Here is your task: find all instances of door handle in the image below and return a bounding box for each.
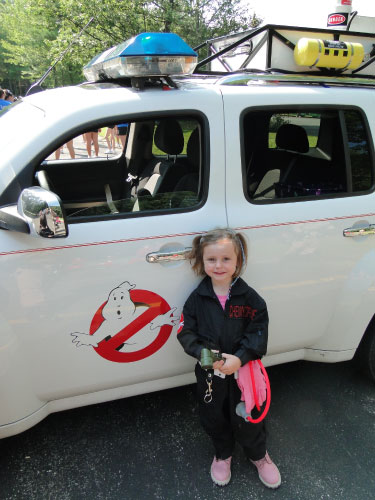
[146,247,192,263]
[343,224,375,237]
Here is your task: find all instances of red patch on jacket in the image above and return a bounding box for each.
[229,305,257,320]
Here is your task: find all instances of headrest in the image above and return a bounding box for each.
[187,127,200,171]
[276,124,309,153]
[154,119,184,155]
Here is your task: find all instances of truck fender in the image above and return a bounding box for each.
[0,313,45,429]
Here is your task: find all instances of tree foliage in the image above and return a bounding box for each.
[0,0,262,94]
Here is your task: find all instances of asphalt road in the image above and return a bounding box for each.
[1,359,375,500]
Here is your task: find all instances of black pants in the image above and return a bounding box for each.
[195,363,267,461]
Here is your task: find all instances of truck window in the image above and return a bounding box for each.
[268,113,319,149]
[243,108,374,202]
[35,116,204,221]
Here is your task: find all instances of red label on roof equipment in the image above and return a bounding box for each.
[328,14,346,25]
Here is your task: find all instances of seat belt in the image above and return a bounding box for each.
[104,184,119,214]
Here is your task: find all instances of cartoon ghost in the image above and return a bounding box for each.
[71,281,178,352]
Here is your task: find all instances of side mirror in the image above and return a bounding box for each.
[17,187,68,238]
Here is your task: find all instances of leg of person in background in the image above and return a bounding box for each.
[117,124,128,149]
[66,140,75,159]
[105,128,111,152]
[85,132,93,157]
[110,128,116,151]
[93,131,100,156]
[105,128,113,153]
[55,148,61,160]
[115,126,121,148]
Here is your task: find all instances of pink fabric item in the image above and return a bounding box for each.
[237,361,267,414]
[216,294,227,310]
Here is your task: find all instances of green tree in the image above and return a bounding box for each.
[143,0,261,48]
[0,0,63,92]
[0,0,262,93]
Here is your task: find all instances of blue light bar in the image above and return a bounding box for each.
[83,32,198,81]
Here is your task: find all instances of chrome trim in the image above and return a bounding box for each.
[343,224,375,237]
[17,187,68,238]
[146,248,191,263]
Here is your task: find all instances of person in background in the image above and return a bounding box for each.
[85,129,100,157]
[55,140,76,160]
[105,126,116,154]
[4,89,15,103]
[0,89,11,110]
[116,123,128,148]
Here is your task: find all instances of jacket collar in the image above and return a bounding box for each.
[196,275,249,298]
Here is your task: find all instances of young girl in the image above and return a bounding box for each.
[178,228,281,489]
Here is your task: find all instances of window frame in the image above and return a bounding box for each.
[240,104,375,205]
[35,110,210,224]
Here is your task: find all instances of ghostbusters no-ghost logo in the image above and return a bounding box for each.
[70,281,179,363]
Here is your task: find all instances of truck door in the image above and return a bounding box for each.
[0,88,227,427]
[222,85,375,361]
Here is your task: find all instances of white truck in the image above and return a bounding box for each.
[1,23,375,438]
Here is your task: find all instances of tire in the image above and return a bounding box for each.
[355,316,375,382]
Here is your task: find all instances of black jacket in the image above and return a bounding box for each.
[178,276,268,366]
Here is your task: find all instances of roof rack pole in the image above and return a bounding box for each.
[193,41,207,52]
[195,24,268,70]
[266,28,274,70]
[266,29,297,73]
[272,30,296,51]
[346,10,358,30]
[208,43,232,72]
[196,24,375,76]
[352,53,375,74]
[239,33,267,69]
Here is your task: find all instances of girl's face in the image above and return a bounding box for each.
[203,238,238,287]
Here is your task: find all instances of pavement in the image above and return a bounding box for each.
[1,359,375,499]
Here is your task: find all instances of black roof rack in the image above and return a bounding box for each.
[193,24,375,83]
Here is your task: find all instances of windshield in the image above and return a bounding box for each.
[0,100,45,151]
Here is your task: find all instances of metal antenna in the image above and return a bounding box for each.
[26,17,94,96]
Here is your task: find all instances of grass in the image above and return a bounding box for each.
[269,132,318,149]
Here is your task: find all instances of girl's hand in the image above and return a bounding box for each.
[213,359,225,371]
[218,354,241,375]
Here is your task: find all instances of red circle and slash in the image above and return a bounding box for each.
[89,289,173,363]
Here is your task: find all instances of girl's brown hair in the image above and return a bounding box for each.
[189,228,248,278]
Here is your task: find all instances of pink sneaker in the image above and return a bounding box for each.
[210,456,232,486]
[251,452,281,489]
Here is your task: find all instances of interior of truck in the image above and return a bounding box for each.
[34,116,204,221]
[243,107,373,203]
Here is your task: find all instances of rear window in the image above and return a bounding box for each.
[243,107,374,202]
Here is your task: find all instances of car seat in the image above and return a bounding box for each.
[135,118,185,198]
[170,127,201,208]
[252,123,309,199]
